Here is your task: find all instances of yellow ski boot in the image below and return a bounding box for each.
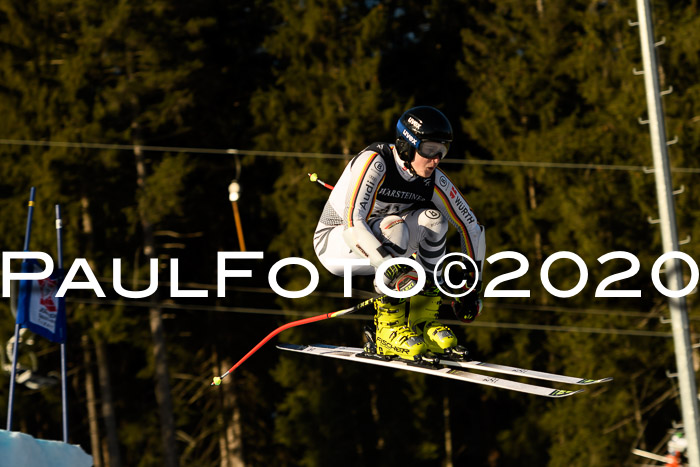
[408,284,468,359]
[373,297,426,361]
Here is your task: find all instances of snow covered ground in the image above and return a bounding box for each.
[0,430,92,467]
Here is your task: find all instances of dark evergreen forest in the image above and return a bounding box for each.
[1,1,699,465]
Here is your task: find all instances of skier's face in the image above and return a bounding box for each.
[412,151,441,178]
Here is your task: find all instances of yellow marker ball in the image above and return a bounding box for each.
[309,173,318,182]
[213,377,222,386]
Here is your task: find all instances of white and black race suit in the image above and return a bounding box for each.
[313,142,483,279]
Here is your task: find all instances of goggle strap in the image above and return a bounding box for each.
[396,120,421,149]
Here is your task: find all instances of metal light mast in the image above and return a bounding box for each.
[634,0,700,464]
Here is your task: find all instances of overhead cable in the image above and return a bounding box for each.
[2,138,699,173]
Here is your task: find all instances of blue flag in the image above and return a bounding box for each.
[16,259,66,344]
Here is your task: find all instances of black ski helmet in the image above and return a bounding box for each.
[395,106,453,163]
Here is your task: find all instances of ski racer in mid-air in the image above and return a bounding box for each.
[313,106,486,361]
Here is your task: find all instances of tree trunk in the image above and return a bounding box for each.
[527,169,543,265]
[149,305,178,467]
[133,139,179,467]
[218,419,228,467]
[80,193,116,467]
[82,335,102,467]
[217,360,244,467]
[443,388,453,467]
[368,383,384,451]
[94,337,121,467]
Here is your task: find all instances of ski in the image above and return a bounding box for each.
[439,356,613,386]
[277,343,585,398]
[283,344,612,386]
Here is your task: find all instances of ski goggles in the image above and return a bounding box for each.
[416,141,450,159]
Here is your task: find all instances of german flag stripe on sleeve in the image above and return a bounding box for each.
[347,153,382,227]
[434,183,475,259]
[366,173,385,222]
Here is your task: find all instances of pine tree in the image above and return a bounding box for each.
[0,1,231,465]
[456,1,692,464]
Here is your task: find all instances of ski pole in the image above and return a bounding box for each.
[211,296,379,386]
[308,173,334,190]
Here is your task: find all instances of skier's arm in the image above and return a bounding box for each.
[431,169,484,272]
[342,151,391,268]
[432,170,486,322]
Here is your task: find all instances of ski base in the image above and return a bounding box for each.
[277,343,591,398]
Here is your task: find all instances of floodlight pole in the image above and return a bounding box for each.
[635,0,700,465]
[228,180,246,251]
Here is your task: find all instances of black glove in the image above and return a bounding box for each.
[450,293,483,323]
[440,282,483,323]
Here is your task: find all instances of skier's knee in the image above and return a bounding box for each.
[418,209,448,240]
[372,215,409,256]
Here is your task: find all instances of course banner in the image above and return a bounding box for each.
[16,259,66,344]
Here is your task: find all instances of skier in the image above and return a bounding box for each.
[313,106,485,361]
